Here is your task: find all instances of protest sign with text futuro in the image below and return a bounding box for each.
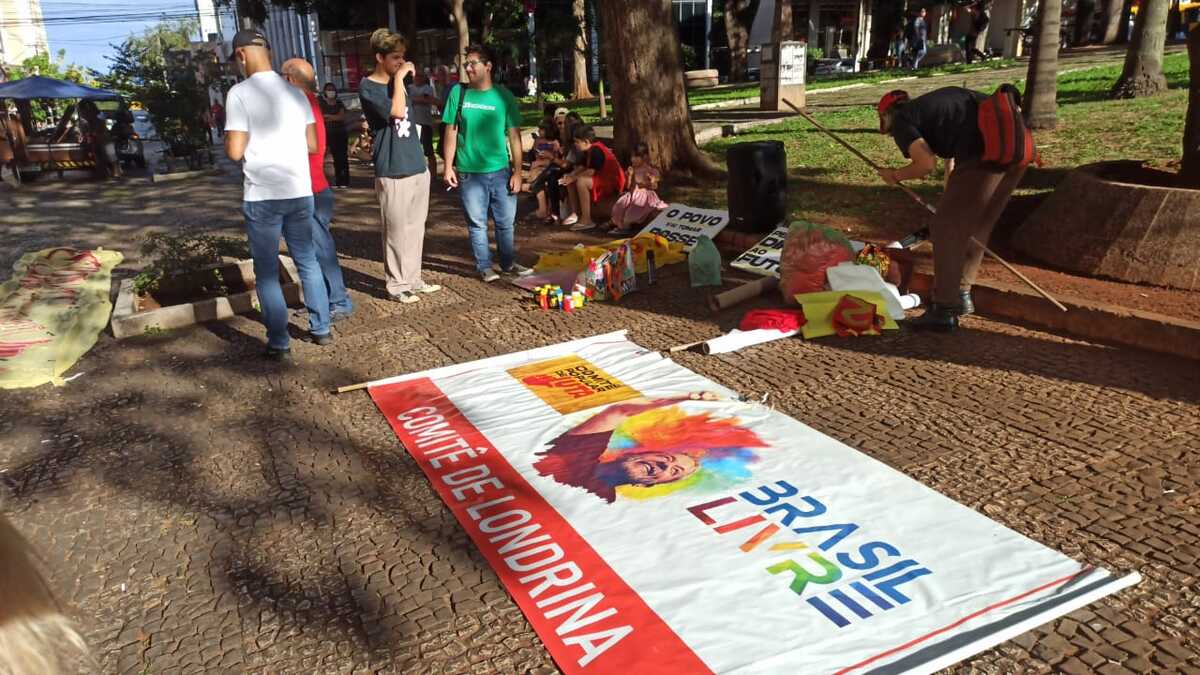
[636,204,730,252]
[730,224,789,277]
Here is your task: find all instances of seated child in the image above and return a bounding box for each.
[607,142,668,235]
[559,125,625,231]
[526,120,562,221]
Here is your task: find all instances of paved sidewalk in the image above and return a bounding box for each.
[1,110,1198,673]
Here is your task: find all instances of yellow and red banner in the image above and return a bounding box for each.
[367,332,1139,674]
[0,247,123,389]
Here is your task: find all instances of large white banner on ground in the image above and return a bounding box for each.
[636,204,730,252]
[730,224,789,277]
[367,332,1139,675]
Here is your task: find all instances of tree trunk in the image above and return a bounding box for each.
[1099,0,1125,43]
[482,10,494,45]
[598,0,719,176]
[573,0,594,99]
[772,0,793,42]
[725,0,755,82]
[447,0,469,80]
[1024,0,1062,129]
[1182,25,1200,186]
[398,0,417,39]
[1111,0,1169,98]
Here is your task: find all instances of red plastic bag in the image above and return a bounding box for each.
[779,221,855,305]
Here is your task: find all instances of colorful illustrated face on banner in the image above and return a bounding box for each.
[508,356,642,415]
[534,400,769,504]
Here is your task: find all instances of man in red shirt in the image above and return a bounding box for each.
[282,59,353,322]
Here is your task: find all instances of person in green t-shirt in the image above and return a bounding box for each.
[441,44,534,282]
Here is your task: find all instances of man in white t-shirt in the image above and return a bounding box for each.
[407,68,438,176]
[224,29,331,361]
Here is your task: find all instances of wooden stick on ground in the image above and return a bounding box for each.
[782,98,1068,313]
[335,382,371,394]
[667,339,710,353]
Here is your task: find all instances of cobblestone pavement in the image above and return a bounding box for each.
[2,119,1199,675]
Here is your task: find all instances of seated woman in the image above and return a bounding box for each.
[559,125,625,231]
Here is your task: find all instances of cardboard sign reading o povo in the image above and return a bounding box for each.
[730,224,789,278]
[635,204,730,253]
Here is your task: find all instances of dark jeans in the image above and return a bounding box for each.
[328,132,350,187]
[532,165,564,218]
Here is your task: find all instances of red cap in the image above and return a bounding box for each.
[877,90,909,116]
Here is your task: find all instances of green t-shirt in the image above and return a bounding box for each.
[441,84,521,174]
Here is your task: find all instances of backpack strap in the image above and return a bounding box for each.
[454,83,468,129]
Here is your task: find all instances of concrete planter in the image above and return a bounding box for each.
[1012,161,1200,291]
[111,256,301,339]
[685,69,720,89]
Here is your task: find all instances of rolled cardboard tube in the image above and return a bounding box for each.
[709,276,780,313]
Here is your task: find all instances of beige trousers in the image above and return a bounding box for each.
[930,161,1026,306]
[375,171,431,295]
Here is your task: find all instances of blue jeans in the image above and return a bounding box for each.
[243,196,330,349]
[910,42,927,69]
[459,168,517,272]
[312,188,353,315]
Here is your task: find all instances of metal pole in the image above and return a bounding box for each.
[705,0,713,70]
[528,10,538,95]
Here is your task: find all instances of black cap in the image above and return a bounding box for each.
[231,29,270,52]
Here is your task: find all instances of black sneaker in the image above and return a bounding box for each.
[311,332,334,346]
[263,347,293,362]
[959,289,975,316]
[910,304,960,333]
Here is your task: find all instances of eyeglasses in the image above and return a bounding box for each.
[464,59,487,67]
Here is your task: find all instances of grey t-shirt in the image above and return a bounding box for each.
[358,78,428,179]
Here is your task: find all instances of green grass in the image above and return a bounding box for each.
[518,58,1021,126]
[666,52,1190,245]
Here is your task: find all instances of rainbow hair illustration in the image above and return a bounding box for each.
[599,405,769,500]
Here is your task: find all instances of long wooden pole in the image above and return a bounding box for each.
[783,98,1068,313]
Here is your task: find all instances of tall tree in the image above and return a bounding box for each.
[573,0,594,99]
[1023,0,1063,129]
[597,0,717,175]
[1098,0,1128,43]
[1111,0,1169,98]
[772,0,793,42]
[448,0,470,79]
[1182,24,1200,187]
[725,0,757,82]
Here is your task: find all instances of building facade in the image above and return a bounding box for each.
[0,0,48,67]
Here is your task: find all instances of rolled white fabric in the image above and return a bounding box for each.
[900,293,922,310]
[702,328,799,355]
[826,262,907,320]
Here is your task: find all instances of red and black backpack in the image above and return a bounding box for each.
[977,84,1040,168]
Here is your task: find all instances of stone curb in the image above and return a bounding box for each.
[111,256,301,339]
[151,168,223,184]
[909,273,1198,361]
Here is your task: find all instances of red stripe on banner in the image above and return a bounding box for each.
[370,378,711,675]
[835,569,1088,674]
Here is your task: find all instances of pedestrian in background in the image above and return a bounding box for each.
[224,29,331,359]
[283,58,354,325]
[320,82,351,188]
[441,44,534,282]
[407,67,439,177]
[359,29,441,303]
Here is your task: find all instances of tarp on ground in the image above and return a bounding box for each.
[0,247,123,388]
[366,331,1140,674]
[0,75,121,101]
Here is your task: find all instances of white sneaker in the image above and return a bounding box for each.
[389,291,420,304]
[480,270,501,283]
[415,284,442,294]
[501,263,535,277]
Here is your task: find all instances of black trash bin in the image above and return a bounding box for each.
[726,141,787,233]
